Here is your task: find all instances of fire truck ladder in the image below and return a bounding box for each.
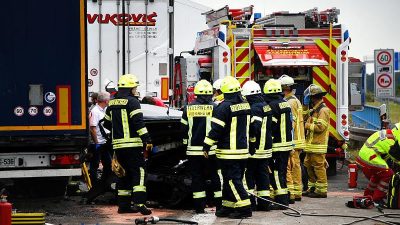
[232,33,252,84]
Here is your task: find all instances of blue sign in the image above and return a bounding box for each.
[395,52,399,71]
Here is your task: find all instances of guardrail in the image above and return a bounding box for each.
[350,105,381,130]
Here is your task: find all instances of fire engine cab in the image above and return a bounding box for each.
[173,6,364,175]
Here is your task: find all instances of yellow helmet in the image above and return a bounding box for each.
[220,76,241,94]
[263,79,282,94]
[194,80,213,95]
[392,122,400,140]
[118,74,139,88]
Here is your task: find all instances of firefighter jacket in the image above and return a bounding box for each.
[357,129,400,169]
[103,90,151,149]
[246,94,273,159]
[181,96,216,156]
[304,99,329,154]
[203,92,251,160]
[264,94,293,152]
[284,93,305,149]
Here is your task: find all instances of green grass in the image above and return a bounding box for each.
[366,100,400,123]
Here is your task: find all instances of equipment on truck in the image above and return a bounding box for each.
[174,5,364,175]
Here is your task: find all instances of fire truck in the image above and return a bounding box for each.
[174,6,364,175]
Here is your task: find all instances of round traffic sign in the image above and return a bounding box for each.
[377,51,392,65]
[90,68,98,76]
[43,106,53,116]
[28,106,39,116]
[14,106,24,116]
[377,74,392,88]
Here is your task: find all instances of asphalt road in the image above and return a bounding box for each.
[10,163,400,225]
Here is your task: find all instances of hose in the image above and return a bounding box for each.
[248,191,400,225]
[135,216,198,225]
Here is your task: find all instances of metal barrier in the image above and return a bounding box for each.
[350,105,381,130]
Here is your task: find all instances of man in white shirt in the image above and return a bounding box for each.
[89,92,111,184]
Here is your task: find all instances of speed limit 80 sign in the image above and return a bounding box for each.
[375,49,395,97]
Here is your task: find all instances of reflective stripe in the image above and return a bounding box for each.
[304,143,327,153]
[187,146,216,151]
[137,127,148,136]
[188,117,193,148]
[308,181,315,188]
[139,167,145,186]
[257,190,270,197]
[206,116,212,136]
[310,123,315,132]
[218,169,223,191]
[229,180,242,202]
[222,200,235,208]
[235,199,251,208]
[274,171,282,190]
[281,114,286,143]
[104,114,111,121]
[216,149,248,160]
[118,189,132,196]
[230,117,237,150]
[250,137,256,142]
[193,191,206,199]
[133,185,146,192]
[214,191,222,198]
[272,117,278,123]
[246,115,250,147]
[275,188,288,195]
[315,182,327,193]
[204,137,216,146]
[250,150,272,159]
[211,117,226,127]
[121,109,130,138]
[251,116,262,123]
[113,143,143,149]
[183,139,188,145]
[258,117,267,150]
[112,137,142,144]
[180,118,188,125]
[130,109,142,118]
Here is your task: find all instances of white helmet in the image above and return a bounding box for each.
[278,74,295,87]
[213,78,223,90]
[241,81,261,96]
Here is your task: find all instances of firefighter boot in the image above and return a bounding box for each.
[136,204,152,215]
[269,194,289,210]
[308,192,327,198]
[228,206,252,219]
[302,187,315,197]
[256,197,271,211]
[215,207,234,218]
[118,196,137,214]
[250,195,257,211]
[288,191,296,204]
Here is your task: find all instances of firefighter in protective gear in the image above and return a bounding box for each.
[212,78,224,104]
[302,84,329,198]
[181,80,222,214]
[263,79,293,209]
[103,74,152,215]
[203,76,252,219]
[279,75,305,202]
[356,123,400,202]
[242,81,273,211]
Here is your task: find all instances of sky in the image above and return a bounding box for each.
[194,0,400,63]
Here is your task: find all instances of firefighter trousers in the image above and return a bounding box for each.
[270,151,290,205]
[287,149,302,199]
[361,166,393,202]
[244,158,270,208]
[220,159,251,210]
[115,148,147,209]
[304,153,327,194]
[189,155,222,210]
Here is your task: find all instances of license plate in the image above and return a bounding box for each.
[0,157,16,167]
